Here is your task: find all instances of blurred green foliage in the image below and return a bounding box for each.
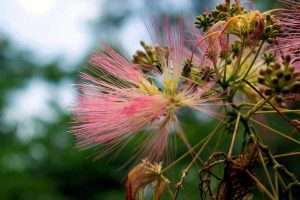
[0,36,124,199]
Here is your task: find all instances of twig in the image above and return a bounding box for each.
[246,97,273,118]
[251,119,300,145]
[244,80,300,132]
[258,150,278,199]
[228,113,241,158]
[274,152,300,159]
[175,120,203,165]
[239,40,265,81]
[255,110,300,114]
[246,170,275,200]
[173,123,221,199]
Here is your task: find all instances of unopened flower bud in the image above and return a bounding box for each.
[284,74,292,81]
[270,63,281,70]
[271,77,279,85]
[265,89,273,96]
[276,71,284,79]
[226,58,232,65]
[259,69,266,76]
[258,77,265,84]
[294,72,300,78]
[289,66,295,73]
[284,55,292,64]
[266,68,272,75]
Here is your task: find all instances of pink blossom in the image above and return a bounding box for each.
[89,46,144,84]
[74,91,168,145]
[72,20,219,161]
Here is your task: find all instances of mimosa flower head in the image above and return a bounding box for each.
[73,20,219,162]
[73,44,168,160]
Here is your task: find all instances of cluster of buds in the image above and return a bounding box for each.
[182,60,215,83]
[261,14,280,44]
[133,41,216,85]
[259,55,300,106]
[195,2,244,32]
[132,41,162,72]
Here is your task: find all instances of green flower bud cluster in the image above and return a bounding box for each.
[182,59,193,77]
[195,3,245,32]
[182,59,215,83]
[195,13,214,32]
[261,15,281,44]
[133,41,161,71]
[263,53,275,65]
[258,55,300,105]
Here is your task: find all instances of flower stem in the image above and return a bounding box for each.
[246,96,273,118]
[274,152,300,159]
[251,119,300,145]
[246,170,275,200]
[258,150,278,199]
[162,123,223,173]
[244,80,300,132]
[255,110,300,114]
[173,122,221,199]
[227,112,241,158]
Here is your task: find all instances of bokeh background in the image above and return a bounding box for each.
[0,0,294,199]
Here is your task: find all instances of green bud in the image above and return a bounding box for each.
[266,14,272,22]
[263,53,275,65]
[226,59,232,65]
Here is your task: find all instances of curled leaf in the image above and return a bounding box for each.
[126,159,169,200]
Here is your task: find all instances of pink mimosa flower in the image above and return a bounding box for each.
[89,46,144,84]
[74,88,168,147]
[72,20,219,162]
